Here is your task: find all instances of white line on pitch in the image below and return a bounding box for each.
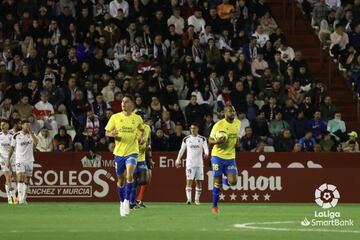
[233,221,360,234]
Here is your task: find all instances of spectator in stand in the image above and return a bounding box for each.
[53,126,73,152]
[340,131,360,152]
[299,129,317,152]
[200,113,215,138]
[260,12,278,35]
[240,127,258,152]
[92,93,110,121]
[155,110,176,137]
[185,95,204,127]
[274,128,296,152]
[308,111,327,140]
[109,0,129,18]
[252,25,270,48]
[319,95,336,121]
[13,94,40,132]
[243,94,258,122]
[109,91,123,113]
[291,110,308,139]
[312,0,329,28]
[293,143,302,152]
[262,96,281,122]
[339,140,359,152]
[101,79,121,103]
[282,99,298,123]
[36,126,53,152]
[187,9,205,33]
[251,51,268,78]
[70,89,91,131]
[34,92,57,131]
[277,41,295,63]
[268,112,290,137]
[152,128,169,151]
[167,7,185,35]
[325,0,341,9]
[320,131,336,152]
[169,123,186,151]
[349,23,360,53]
[299,95,316,119]
[217,0,235,21]
[238,111,250,137]
[330,24,349,60]
[216,85,232,111]
[250,110,270,141]
[81,149,102,167]
[327,112,347,141]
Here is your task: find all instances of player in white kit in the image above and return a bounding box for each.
[175,123,209,205]
[7,120,38,204]
[9,119,22,202]
[0,119,16,204]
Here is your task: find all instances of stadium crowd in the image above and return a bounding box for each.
[0,0,359,153]
[299,0,360,97]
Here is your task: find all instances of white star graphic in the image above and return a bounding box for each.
[219,193,226,201]
[264,194,271,201]
[252,193,259,201]
[240,193,248,201]
[230,193,237,201]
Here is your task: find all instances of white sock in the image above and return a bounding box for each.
[11,182,17,199]
[5,184,11,201]
[185,187,192,202]
[23,184,28,201]
[195,188,202,202]
[17,183,24,202]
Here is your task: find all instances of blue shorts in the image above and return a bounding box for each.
[135,161,148,173]
[211,156,238,177]
[114,154,138,176]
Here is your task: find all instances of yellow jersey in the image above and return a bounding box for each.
[210,118,241,160]
[138,124,151,162]
[105,112,144,157]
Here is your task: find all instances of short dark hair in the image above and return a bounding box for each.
[0,119,9,124]
[190,122,199,128]
[123,94,134,101]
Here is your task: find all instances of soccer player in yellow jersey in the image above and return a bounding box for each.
[105,95,145,217]
[208,106,241,214]
[129,111,152,209]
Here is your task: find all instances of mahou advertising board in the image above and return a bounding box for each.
[1,152,360,203]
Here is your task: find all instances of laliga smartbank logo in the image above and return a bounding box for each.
[300,183,354,227]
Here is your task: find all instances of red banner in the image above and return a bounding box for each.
[1,152,360,203]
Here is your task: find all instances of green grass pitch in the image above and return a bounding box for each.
[0,203,359,240]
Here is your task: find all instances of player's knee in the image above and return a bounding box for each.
[117,179,124,187]
[126,175,134,183]
[214,182,222,189]
[228,179,237,186]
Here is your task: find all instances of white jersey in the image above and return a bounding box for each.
[0,131,13,161]
[177,134,209,168]
[11,131,35,163]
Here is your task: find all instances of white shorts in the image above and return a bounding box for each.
[15,162,34,176]
[186,167,204,180]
